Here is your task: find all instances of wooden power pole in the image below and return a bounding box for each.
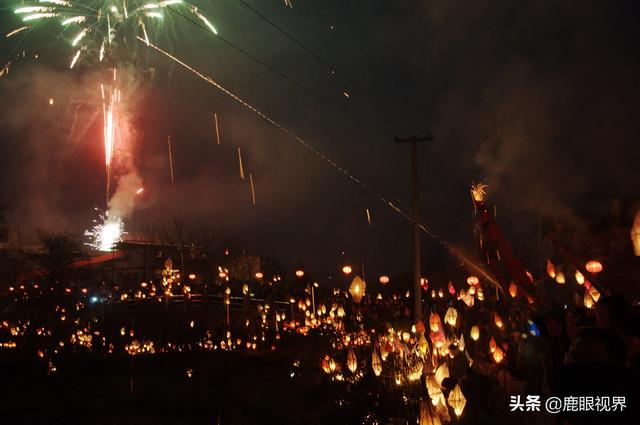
[395,135,433,323]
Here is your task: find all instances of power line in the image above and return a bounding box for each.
[236,0,415,130]
[167,6,393,137]
[139,37,503,294]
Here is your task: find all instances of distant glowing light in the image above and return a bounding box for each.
[585,260,603,274]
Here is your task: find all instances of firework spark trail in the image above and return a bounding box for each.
[167,134,175,183]
[366,208,371,228]
[213,112,220,144]
[101,68,120,203]
[237,146,245,180]
[140,38,506,293]
[249,172,256,205]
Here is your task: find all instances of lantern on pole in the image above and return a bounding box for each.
[447,384,467,417]
[349,275,366,303]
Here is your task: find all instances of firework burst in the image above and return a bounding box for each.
[85,209,125,251]
[10,0,218,68]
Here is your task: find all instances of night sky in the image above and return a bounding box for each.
[0,0,638,283]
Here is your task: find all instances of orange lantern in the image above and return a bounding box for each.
[585,260,603,274]
[575,270,585,285]
[555,271,566,284]
[379,275,390,285]
[429,312,441,332]
[342,265,353,275]
[420,399,442,425]
[494,312,504,329]
[255,272,264,279]
[508,282,517,298]
[347,348,357,373]
[546,260,556,279]
[466,276,479,286]
[489,336,497,353]
[371,350,382,376]
[349,276,366,303]
[295,269,305,278]
[493,346,504,363]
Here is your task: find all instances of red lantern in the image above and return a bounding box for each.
[421,277,429,291]
[448,281,456,295]
[585,260,603,274]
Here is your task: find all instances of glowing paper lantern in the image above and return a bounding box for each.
[371,350,382,376]
[494,312,503,329]
[589,286,601,302]
[466,276,479,286]
[508,282,517,298]
[447,384,467,417]
[448,281,456,295]
[415,320,426,334]
[585,260,603,274]
[402,332,411,343]
[426,375,444,406]
[493,346,504,363]
[546,260,556,278]
[418,334,429,356]
[470,325,480,341]
[295,269,305,278]
[584,291,594,309]
[379,275,390,285]
[420,400,442,425]
[421,277,429,291]
[435,363,449,385]
[575,270,585,285]
[632,211,640,256]
[429,312,441,332]
[347,348,357,373]
[444,307,458,327]
[349,276,366,303]
[555,271,566,284]
[320,356,331,373]
[255,272,264,279]
[458,334,466,351]
[489,336,497,353]
[329,358,337,373]
[342,265,353,275]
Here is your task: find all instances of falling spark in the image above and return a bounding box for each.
[191,6,217,34]
[213,112,221,144]
[167,135,175,183]
[249,173,256,205]
[343,91,350,98]
[136,187,144,195]
[366,208,372,228]
[237,146,245,180]
[284,0,293,8]
[85,210,124,251]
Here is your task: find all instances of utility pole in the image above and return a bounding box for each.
[395,135,433,323]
